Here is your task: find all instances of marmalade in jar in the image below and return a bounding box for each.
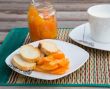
[28,2,57,41]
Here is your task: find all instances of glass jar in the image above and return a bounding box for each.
[28,0,57,41]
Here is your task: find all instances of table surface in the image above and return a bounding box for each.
[0,0,110,89]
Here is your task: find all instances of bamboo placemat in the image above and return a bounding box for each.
[7,28,110,86]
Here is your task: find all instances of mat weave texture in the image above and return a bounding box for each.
[8,28,110,85]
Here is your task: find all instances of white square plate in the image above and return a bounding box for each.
[5,39,89,80]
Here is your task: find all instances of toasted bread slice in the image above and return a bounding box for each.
[12,54,36,71]
[38,41,59,55]
[19,45,41,63]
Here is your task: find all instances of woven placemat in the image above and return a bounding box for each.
[7,28,110,85]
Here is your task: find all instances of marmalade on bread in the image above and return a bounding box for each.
[11,41,69,75]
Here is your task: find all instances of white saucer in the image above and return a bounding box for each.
[69,23,110,51]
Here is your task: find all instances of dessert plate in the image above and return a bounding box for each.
[5,39,89,80]
[69,23,110,51]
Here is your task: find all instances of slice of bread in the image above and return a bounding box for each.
[38,41,59,55]
[12,54,36,71]
[19,45,41,63]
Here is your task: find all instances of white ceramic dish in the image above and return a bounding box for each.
[69,23,110,51]
[5,39,89,80]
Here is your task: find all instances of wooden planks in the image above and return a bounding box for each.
[0,3,109,12]
[0,20,86,43]
[54,3,100,11]
[0,21,27,31]
[0,32,8,44]
[0,0,110,3]
[0,21,86,31]
[57,12,87,21]
[52,0,110,3]
[0,12,26,21]
[58,21,86,28]
[0,11,87,21]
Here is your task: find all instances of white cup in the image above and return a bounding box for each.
[87,4,110,43]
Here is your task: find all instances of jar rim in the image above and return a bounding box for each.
[32,2,53,10]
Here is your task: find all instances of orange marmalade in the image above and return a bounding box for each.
[28,2,57,41]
